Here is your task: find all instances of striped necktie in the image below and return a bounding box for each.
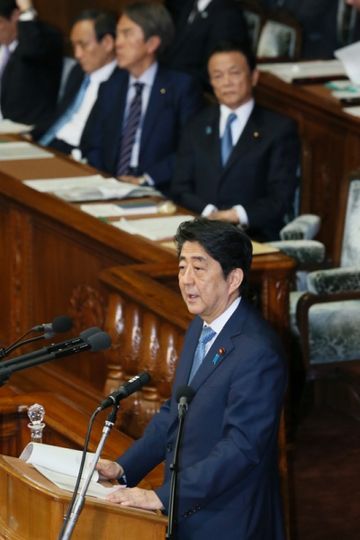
[117,82,144,176]
[189,325,216,382]
[39,75,91,146]
[221,112,237,166]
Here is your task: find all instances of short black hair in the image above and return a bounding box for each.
[73,9,117,41]
[0,0,17,19]
[123,2,174,56]
[207,40,257,72]
[175,218,253,289]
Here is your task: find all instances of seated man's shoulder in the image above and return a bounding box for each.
[254,105,298,132]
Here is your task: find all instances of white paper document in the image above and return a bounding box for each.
[20,442,120,499]
[0,119,33,134]
[113,215,194,241]
[0,141,53,160]
[80,201,159,217]
[24,175,160,202]
[259,59,346,83]
[335,41,360,84]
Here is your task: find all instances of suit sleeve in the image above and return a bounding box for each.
[16,19,63,64]
[116,399,171,485]
[171,121,210,213]
[244,118,300,233]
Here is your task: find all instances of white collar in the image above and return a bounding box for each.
[129,62,158,87]
[89,59,117,83]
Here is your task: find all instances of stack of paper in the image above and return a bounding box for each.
[0,141,53,160]
[24,175,161,202]
[113,215,194,241]
[20,442,119,499]
[259,59,346,83]
[0,119,33,134]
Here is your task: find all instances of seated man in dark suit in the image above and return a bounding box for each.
[32,9,117,156]
[163,0,249,91]
[171,42,300,242]
[0,0,63,124]
[84,2,203,195]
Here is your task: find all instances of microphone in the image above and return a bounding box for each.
[0,327,103,369]
[176,385,195,418]
[31,315,73,338]
[98,372,151,410]
[0,331,112,385]
[0,315,74,358]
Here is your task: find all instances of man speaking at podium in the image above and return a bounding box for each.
[98,218,287,540]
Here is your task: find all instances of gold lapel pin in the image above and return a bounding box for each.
[253,131,260,138]
[160,88,166,94]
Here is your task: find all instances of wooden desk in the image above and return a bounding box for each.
[256,71,360,265]
[0,455,167,540]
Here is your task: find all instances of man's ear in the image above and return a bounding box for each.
[228,268,244,294]
[251,68,260,88]
[146,35,161,55]
[101,33,115,53]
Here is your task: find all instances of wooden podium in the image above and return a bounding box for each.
[0,455,167,540]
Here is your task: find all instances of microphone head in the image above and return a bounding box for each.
[175,385,195,404]
[80,326,103,340]
[87,331,112,352]
[51,315,73,334]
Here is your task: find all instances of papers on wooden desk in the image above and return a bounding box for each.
[24,175,161,201]
[259,59,346,83]
[20,442,119,499]
[0,141,53,160]
[81,200,159,218]
[0,119,33,134]
[113,214,194,241]
[335,41,360,84]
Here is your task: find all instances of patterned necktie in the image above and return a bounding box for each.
[221,112,237,166]
[117,82,144,176]
[188,326,216,382]
[39,75,91,146]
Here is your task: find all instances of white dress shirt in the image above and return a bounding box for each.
[56,60,116,146]
[202,99,255,227]
[201,297,241,354]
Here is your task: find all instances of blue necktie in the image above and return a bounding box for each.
[39,75,91,146]
[221,112,237,166]
[188,326,216,382]
[117,82,144,176]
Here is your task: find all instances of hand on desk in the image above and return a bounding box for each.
[106,486,164,511]
[208,208,239,224]
[96,458,123,481]
[118,175,145,186]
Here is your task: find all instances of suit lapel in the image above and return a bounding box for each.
[203,106,223,175]
[188,301,248,392]
[107,70,129,170]
[139,67,169,152]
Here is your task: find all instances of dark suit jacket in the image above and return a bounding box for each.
[171,104,300,241]
[163,0,249,88]
[1,19,63,124]
[32,63,85,142]
[84,66,203,192]
[118,300,287,540]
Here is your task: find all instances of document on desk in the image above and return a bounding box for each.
[24,175,161,201]
[259,59,346,83]
[0,119,33,134]
[113,215,194,241]
[335,41,360,84]
[0,141,53,160]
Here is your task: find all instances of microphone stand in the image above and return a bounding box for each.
[166,403,188,540]
[59,404,119,540]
